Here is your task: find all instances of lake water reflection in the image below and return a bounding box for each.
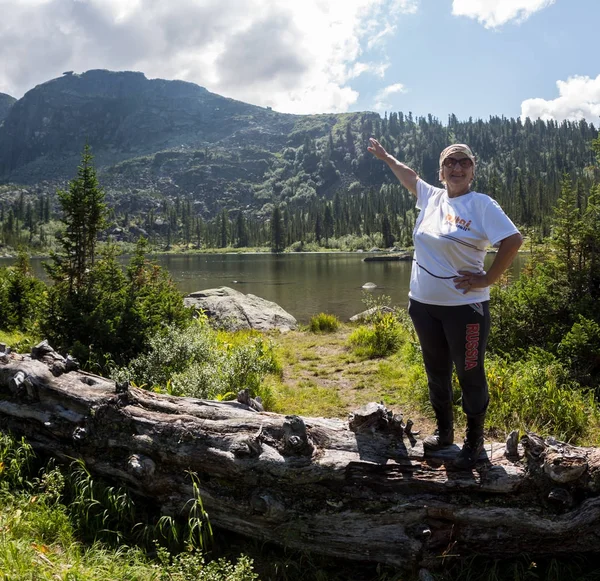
[160,252,417,323]
[1,252,528,324]
[164,253,527,323]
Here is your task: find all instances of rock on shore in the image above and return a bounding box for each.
[184,286,297,332]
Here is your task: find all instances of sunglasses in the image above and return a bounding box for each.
[442,157,473,169]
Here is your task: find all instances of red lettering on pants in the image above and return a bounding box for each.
[465,323,480,371]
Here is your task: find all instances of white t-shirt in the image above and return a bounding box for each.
[409,179,519,306]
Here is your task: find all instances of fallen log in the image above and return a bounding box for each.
[2,343,600,571]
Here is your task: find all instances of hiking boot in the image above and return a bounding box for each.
[452,414,485,470]
[452,437,484,470]
[423,428,454,451]
[423,403,454,452]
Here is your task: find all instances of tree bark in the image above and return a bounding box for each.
[2,346,600,571]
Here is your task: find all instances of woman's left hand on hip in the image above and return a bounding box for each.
[453,271,489,294]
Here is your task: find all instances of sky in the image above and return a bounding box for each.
[0,0,599,125]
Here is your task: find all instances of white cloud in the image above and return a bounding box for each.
[373,82,407,112]
[379,83,407,98]
[452,0,555,28]
[390,0,419,16]
[521,75,600,123]
[0,0,419,114]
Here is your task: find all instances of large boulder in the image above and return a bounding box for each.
[184,287,297,332]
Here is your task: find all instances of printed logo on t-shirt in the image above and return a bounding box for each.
[445,213,472,232]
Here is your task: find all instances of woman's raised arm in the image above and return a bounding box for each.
[367,137,418,196]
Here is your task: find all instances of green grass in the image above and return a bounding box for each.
[0,433,258,581]
[308,312,340,334]
[0,329,41,354]
[443,553,600,581]
[266,323,433,433]
[268,378,345,417]
[485,352,600,443]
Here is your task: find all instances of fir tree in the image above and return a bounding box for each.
[270,206,285,253]
[381,213,394,248]
[219,209,229,248]
[235,211,249,248]
[47,144,106,292]
[323,204,334,246]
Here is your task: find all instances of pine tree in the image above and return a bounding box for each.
[270,206,285,253]
[235,211,249,248]
[345,123,355,156]
[323,204,334,246]
[196,216,205,249]
[314,211,322,244]
[219,209,229,248]
[381,213,394,248]
[553,174,580,278]
[47,145,106,292]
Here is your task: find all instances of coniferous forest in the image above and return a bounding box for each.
[0,112,598,253]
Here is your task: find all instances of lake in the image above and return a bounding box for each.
[0,252,529,324]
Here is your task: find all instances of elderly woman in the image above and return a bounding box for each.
[367,138,522,469]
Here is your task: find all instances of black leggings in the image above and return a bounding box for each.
[408,299,490,418]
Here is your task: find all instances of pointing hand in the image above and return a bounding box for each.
[367,138,389,160]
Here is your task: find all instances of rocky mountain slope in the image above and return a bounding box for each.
[0,70,297,179]
[0,70,370,217]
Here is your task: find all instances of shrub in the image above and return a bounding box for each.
[486,349,597,442]
[309,313,340,333]
[558,315,600,386]
[488,264,570,358]
[0,251,47,333]
[158,549,259,581]
[348,312,404,358]
[42,239,192,370]
[113,319,281,405]
[115,316,215,390]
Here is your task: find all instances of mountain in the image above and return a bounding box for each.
[0,69,597,230]
[0,92,16,122]
[0,69,298,180]
[0,69,372,217]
